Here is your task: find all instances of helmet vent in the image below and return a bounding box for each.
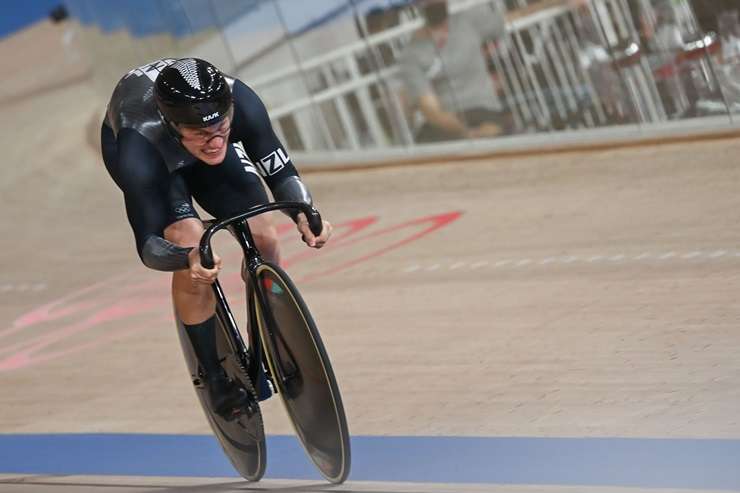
[173,59,202,91]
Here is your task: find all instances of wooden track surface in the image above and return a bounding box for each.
[1,23,739,492]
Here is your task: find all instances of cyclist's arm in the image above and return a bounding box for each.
[116,129,193,271]
[231,79,313,220]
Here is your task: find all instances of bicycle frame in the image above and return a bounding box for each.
[199,201,322,397]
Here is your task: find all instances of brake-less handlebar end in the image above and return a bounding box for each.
[200,242,215,270]
[306,206,323,237]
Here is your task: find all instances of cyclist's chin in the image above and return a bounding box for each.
[198,146,227,165]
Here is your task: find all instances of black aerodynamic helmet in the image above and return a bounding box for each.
[154,58,233,128]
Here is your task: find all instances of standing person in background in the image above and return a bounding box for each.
[398,0,585,143]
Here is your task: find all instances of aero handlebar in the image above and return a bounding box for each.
[199,202,322,269]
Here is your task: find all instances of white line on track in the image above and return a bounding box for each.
[400,248,740,275]
[0,283,47,293]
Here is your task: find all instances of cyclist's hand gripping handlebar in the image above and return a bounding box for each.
[199,202,323,269]
[305,207,323,237]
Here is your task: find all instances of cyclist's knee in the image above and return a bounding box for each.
[166,219,208,296]
[172,269,212,297]
[255,229,280,263]
[164,218,203,248]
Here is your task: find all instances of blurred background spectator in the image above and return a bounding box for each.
[397,0,584,144]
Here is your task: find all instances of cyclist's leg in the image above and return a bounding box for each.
[101,125,243,409]
[162,178,226,380]
[146,171,210,325]
[164,175,249,411]
[165,217,215,325]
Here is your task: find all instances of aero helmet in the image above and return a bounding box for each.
[154,58,232,129]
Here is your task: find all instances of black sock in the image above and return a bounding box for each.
[183,315,221,375]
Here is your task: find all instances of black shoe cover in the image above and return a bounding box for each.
[206,369,250,419]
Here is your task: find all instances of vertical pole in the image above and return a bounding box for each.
[273,1,337,152]
[345,54,390,146]
[322,64,361,150]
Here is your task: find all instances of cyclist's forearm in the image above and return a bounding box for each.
[140,234,193,271]
[272,175,314,222]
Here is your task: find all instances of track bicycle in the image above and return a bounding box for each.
[174,201,351,483]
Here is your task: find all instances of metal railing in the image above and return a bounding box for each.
[231,0,736,155]
[70,0,737,156]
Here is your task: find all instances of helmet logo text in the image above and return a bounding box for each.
[203,112,220,122]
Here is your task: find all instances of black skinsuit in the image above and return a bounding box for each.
[101,58,306,271]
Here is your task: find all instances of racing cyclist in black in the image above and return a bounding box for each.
[100,58,332,418]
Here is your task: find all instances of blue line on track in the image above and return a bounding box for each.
[1,434,739,490]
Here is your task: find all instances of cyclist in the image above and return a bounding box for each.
[100,57,332,418]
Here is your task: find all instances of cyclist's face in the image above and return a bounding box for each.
[179,108,233,165]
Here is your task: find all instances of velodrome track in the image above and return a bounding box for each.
[2,22,740,493]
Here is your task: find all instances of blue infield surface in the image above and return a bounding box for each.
[1,434,739,490]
